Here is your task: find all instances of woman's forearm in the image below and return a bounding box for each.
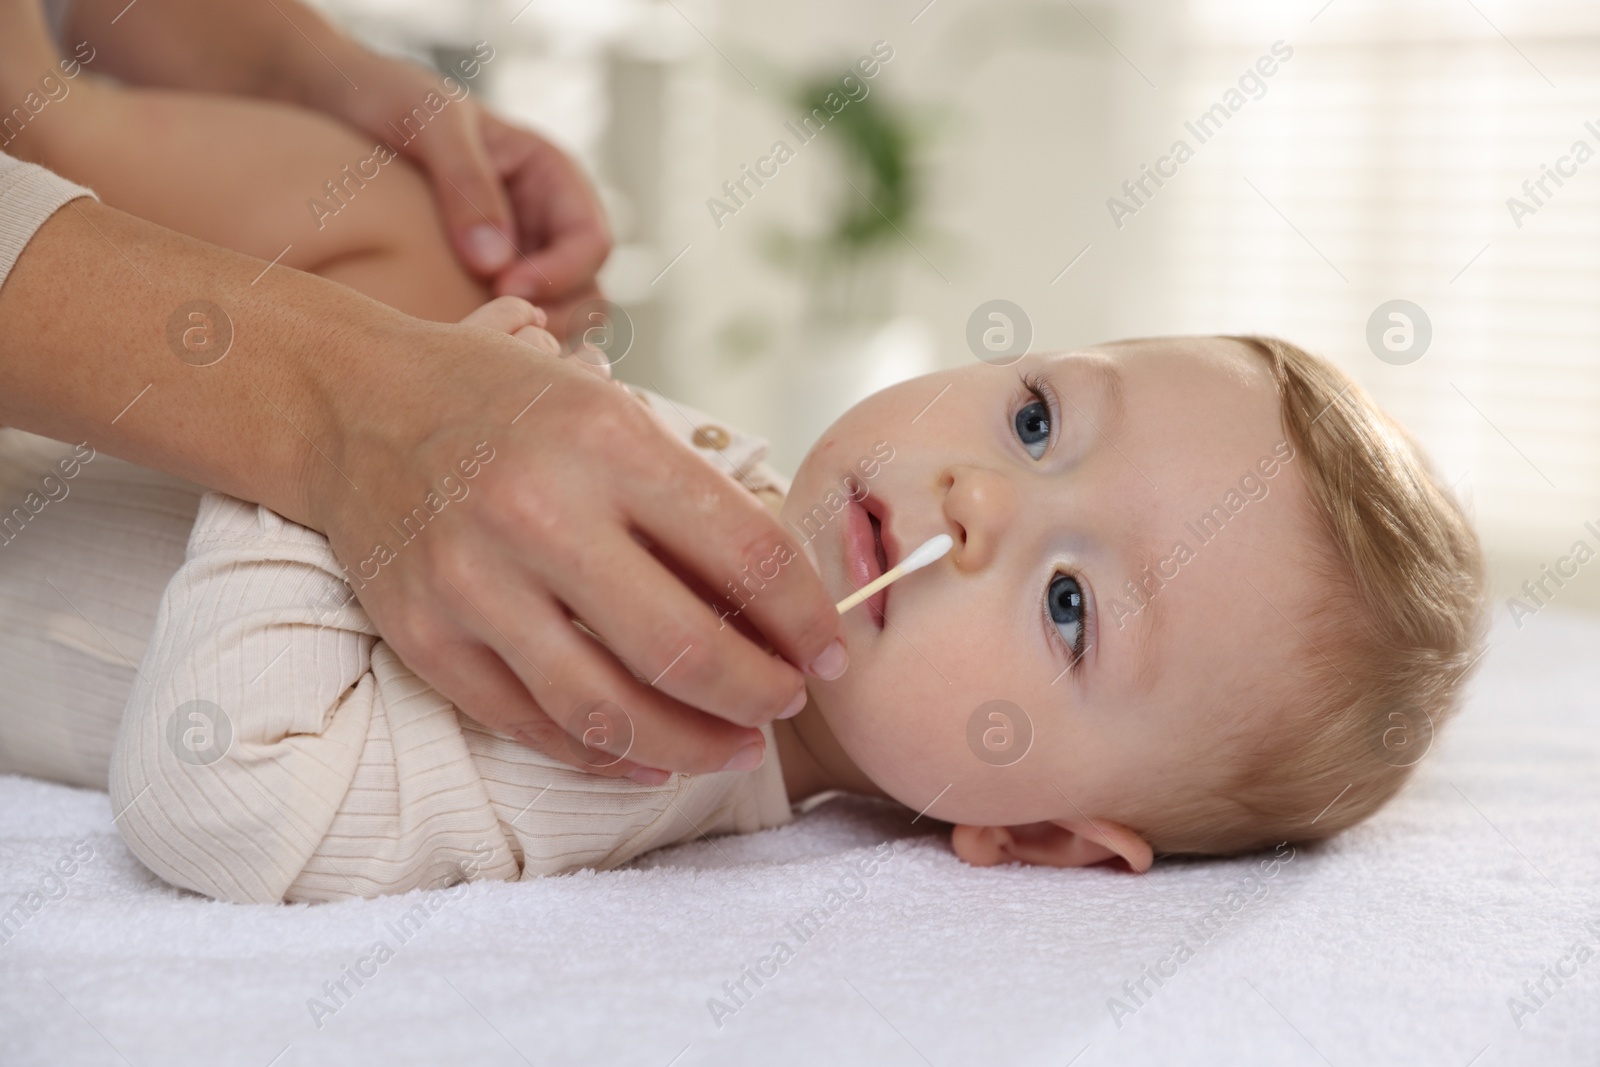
[0,197,427,531]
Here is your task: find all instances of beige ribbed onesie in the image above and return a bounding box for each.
[109,481,794,905]
[0,151,795,905]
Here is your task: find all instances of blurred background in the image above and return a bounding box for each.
[315,0,1600,616]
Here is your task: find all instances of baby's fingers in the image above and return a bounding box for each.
[461,296,561,357]
[460,295,545,332]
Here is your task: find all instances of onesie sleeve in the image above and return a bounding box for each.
[0,152,96,292]
[108,492,520,904]
[109,386,801,904]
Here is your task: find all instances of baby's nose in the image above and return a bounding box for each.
[940,465,1017,572]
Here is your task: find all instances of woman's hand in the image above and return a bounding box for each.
[307,299,846,781]
[317,50,611,341]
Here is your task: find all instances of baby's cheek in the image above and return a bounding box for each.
[915,658,1053,811]
[854,662,996,807]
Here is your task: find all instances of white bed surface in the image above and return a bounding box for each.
[2,607,1597,1066]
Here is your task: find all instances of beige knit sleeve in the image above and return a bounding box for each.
[0,153,95,290]
[108,490,794,904]
[108,492,520,904]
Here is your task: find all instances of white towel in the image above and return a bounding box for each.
[2,606,1597,1066]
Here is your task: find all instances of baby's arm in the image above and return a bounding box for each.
[108,491,520,903]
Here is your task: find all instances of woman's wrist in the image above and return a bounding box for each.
[0,202,312,518]
[265,296,391,533]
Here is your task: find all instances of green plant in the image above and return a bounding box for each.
[762,73,925,329]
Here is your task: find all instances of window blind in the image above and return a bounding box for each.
[1148,0,1600,586]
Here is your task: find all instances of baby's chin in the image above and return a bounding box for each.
[806,683,936,805]
[802,680,887,777]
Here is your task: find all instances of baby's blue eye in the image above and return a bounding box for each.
[1014,399,1051,459]
[1047,572,1084,658]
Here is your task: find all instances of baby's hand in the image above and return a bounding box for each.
[458,297,611,381]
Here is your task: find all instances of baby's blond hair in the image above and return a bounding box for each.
[1133,335,1488,857]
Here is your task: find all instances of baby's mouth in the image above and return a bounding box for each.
[866,511,889,625]
[870,511,888,578]
[842,496,890,628]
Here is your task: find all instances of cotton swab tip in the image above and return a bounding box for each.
[834,534,954,615]
[899,533,954,574]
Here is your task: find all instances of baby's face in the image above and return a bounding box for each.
[781,337,1318,838]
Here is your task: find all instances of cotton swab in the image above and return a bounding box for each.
[835,534,954,615]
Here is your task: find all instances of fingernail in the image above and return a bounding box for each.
[627,767,671,786]
[719,743,765,773]
[806,639,848,681]
[466,224,513,271]
[779,689,808,719]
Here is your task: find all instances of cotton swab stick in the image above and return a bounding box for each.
[835,534,954,615]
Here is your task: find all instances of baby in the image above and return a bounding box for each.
[2,63,1487,904]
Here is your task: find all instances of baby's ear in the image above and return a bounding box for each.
[951,818,1153,873]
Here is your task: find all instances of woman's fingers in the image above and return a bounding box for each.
[619,437,847,687]
[544,523,810,728]
[320,55,523,278]
[442,573,768,775]
[396,630,653,782]
[480,112,612,305]
[409,105,520,276]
